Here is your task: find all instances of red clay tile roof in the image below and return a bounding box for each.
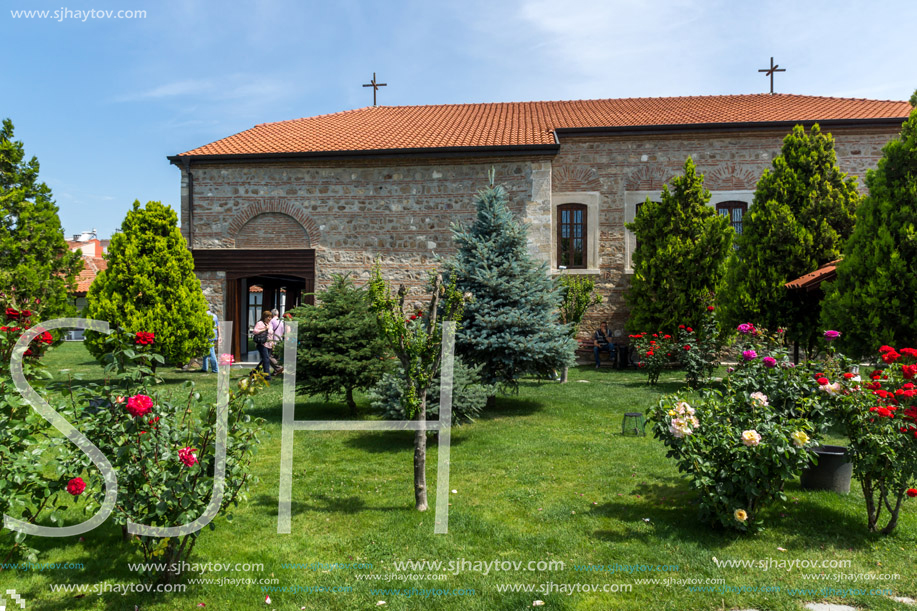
[176,94,911,158]
[74,256,107,296]
[785,260,840,291]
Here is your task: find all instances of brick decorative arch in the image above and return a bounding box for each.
[625,166,671,191]
[227,199,321,245]
[552,165,602,191]
[706,163,759,191]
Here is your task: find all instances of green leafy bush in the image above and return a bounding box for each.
[0,306,83,563]
[678,303,722,389]
[59,330,265,583]
[84,201,211,367]
[290,274,391,414]
[821,105,917,357]
[833,345,917,534]
[649,389,815,533]
[626,158,733,333]
[369,357,492,425]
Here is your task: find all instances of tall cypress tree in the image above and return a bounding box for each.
[821,102,917,355]
[625,157,733,332]
[720,124,860,351]
[84,201,211,366]
[446,185,575,394]
[0,119,82,318]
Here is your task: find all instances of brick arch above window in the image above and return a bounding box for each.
[625,166,671,191]
[706,163,759,191]
[234,212,310,249]
[227,199,321,246]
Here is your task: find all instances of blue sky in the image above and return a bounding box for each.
[3,0,915,239]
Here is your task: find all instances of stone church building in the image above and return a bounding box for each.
[169,94,911,360]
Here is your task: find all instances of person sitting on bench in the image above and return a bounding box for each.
[593,322,615,369]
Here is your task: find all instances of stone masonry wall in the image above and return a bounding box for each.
[181,157,549,314]
[550,126,898,341]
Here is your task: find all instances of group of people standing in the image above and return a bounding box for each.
[200,307,286,380]
[252,309,285,380]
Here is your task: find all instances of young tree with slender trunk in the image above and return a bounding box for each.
[368,266,466,511]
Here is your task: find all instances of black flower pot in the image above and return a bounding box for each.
[800,445,852,494]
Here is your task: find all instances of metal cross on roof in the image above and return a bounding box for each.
[362,72,387,106]
[758,57,786,94]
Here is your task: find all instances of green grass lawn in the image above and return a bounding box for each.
[2,342,916,610]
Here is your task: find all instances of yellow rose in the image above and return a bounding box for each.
[791,430,809,447]
[734,509,748,522]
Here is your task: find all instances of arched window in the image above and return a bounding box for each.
[557,203,587,269]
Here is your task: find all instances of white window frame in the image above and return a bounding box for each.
[625,189,754,273]
[551,192,600,275]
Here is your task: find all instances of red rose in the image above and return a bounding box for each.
[5,308,20,320]
[67,477,86,496]
[179,446,198,467]
[23,348,35,357]
[879,345,895,353]
[707,306,715,311]
[678,325,685,330]
[652,334,658,338]
[907,489,917,498]
[683,345,691,351]
[646,350,654,356]
[134,331,155,346]
[663,335,671,340]
[126,394,153,418]
[902,364,917,379]
[882,350,901,364]
[817,377,829,385]
[686,327,693,333]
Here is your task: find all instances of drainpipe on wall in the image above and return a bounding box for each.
[182,157,194,247]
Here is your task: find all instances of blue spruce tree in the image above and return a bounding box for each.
[446,185,575,397]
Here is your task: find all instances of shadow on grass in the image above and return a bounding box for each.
[254,493,405,515]
[343,430,467,454]
[590,478,878,551]
[479,397,544,420]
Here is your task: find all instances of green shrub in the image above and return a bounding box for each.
[369,357,491,425]
[649,389,815,533]
[84,201,210,367]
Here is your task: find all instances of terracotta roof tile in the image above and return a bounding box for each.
[74,256,106,295]
[785,260,840,291]
[177,94,912,157]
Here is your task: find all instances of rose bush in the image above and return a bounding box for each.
[649,388,816,533]
[0,304,88,564]
[833,345,917,533]
[630,332,677,385]
[51,328,267,583]
[724,323,848,435]
[678,302,722,389]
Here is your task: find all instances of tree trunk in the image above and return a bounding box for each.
[414,391,428,511]
[560,366,569,383]
[486,394,496,409]
[345,387,357,416]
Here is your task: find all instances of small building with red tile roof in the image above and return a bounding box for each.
[169,94,912,359]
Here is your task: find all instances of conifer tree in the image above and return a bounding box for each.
[626,158,733,333]
[84,201,211,366]
[446,185,575,394]
[291,273,391,414]
[0,119,82,318]
[821,102,917,355]
[720,124,860,352]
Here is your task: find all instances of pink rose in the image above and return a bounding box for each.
[126,394,153,418]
